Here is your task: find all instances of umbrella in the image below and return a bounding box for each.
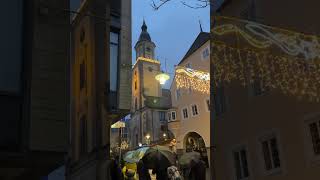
[178,151,201,168]
[141,145,176,170]
[123,147,149,163]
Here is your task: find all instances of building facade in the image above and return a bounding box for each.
[169,32,210,165]
[67,0,131,179]
[129,21,172,148]
[0,1,70,179]
[211,0,320,180]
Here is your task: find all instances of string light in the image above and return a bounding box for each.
[211,16,320,102]
[175,66,210,94]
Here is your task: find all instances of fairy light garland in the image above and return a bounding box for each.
[211,42,320,102]
[211,16,320,102]
[175,66,210,94]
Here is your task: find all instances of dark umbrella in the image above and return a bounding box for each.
[141,145,176,170]
[178,151,201,169]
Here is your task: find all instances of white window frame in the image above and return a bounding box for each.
[231,145,251,180]
[257,131,283,176]
[181,107,189,119]
[190,104,199,117]
[171,111,177,121]
[303,113,320,165]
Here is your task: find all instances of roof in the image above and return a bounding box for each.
[178,32,210,65]
[136,20,152,46]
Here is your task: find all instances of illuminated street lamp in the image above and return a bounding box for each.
[138,143,142,147]
[155,71,170,85]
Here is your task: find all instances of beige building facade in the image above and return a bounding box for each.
[211,0,320,180]
[169,32,210,165]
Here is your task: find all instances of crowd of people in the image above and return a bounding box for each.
[109,155,207,180]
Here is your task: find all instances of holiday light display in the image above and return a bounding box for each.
[211,16,320,102]
[175,66,210,94]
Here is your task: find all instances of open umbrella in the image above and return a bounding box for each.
[141,145,176,170]
[123,147,149,163]
[178,151,201,168]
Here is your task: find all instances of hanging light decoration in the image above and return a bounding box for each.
[211,16,320,102]
[155,71,170,85]
[175,66,210,94]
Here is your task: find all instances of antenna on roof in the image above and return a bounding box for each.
[199,19,203,32]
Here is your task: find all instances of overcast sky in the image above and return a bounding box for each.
[132,0,209,89]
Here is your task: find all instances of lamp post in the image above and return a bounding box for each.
[155,71,170,85]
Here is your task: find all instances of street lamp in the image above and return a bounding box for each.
[163,133,167,138]
[138,143,142,147]
[155,71,170,85]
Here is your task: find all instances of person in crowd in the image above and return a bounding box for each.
[137,160,151,180]
[189,160,206,180]
[110,158,124,180]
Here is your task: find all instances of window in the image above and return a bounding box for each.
[168,112,171,121]
[233,148,249,180]
[171,111,176,121]
[214,85,226,115]
[110,31,119,92]
[308,120,320,156]
[134,81,137,90]
[260,137,281,172]
[182,108,189,119]
[206,99,210,111]
[191,104,199,116]
[176,89,181,100]
[80,61,86,90]
[159,111,166,122]
[202,47,210,60]
[186,63,192,68]
[80,115,87,155]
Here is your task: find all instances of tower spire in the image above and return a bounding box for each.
[142,18,147,32]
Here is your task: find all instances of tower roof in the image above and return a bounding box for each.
[137,20,152,43]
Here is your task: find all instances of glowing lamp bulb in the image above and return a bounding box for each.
[155,72,170,85]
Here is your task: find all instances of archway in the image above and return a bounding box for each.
[184,132,209,167]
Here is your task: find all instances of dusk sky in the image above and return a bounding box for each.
[70,0,210,89]
[132,0,210,89]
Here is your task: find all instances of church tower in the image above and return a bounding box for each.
[134,20,156,60]
[130,20,167,147]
